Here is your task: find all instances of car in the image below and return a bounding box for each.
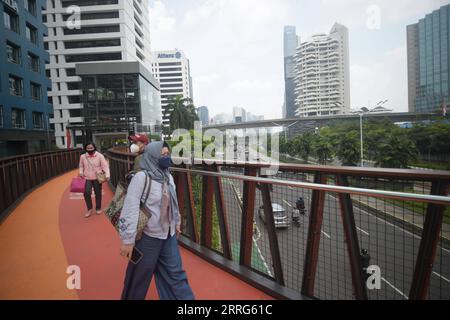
[258,203,289,229]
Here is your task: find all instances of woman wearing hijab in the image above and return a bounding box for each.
[118,141,195,300]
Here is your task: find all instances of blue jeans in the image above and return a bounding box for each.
[121,233,195,300]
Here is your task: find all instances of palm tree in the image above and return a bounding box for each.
[165,95,199,136]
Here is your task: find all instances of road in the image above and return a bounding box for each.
[219,169,450,300]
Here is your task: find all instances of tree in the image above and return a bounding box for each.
[372,129,419,168]
[312,134,333,165]
[297,132,313,162]
[336,131,361,166]
[166,96,199,136]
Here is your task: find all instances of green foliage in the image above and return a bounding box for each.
[165,96,199,136]
[278,117,440,169]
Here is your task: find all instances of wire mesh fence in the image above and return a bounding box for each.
[105,149,450,300]
[174,164,450,300]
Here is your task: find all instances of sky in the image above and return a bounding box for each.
[148,0,449,120]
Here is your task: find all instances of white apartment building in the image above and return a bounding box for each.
[44,0,152,148]
[151,50,193,132]
[294,23,350,117]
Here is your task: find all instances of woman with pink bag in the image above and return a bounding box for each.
[79,142,110,218]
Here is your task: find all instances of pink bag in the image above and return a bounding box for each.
[70,177,86,193]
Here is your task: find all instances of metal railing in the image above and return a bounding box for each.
[106,148,450,300]
[0,149,81,218]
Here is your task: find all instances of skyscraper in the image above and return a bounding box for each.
[294,23,350,117]
[1,0,54,157]
[283,26,299,118]
[151,50,193,133]
[196,106,209,126]
[44,0,152,148]
[407,4,450,114]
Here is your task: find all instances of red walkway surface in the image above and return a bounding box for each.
[0,170,273,300]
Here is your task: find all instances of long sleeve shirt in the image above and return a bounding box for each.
[119,171,181,245]
[79,152,110,181]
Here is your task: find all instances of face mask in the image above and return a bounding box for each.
[87,150,95,155]
[130,144,140,154]
[158,155,172,170]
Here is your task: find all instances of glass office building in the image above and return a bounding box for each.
[0,0,54,157]
[73,61,161,149]
[408,4,450,113]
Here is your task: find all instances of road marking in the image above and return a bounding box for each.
[356,226,370,236]
[253,236,273,277]
[381,277,409,300]
[327,194,450,255]
[433,271,450,283]
[321,231,331,239]
[283,199,293,208]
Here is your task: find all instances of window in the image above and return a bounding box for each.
[63,25,120,35]
[48,96,53,104]
[159,73,183,78]
[28,52,40,72]
[6,42,21,64]
[24,0,37,16]
[64,38,120,49]
[11,108,26,129]
[0,106,3,128]
[160,83,183,88]
[68,95,81,104]
[67,82,81,90]
[66,68,76,76]
[9,75,23,96]
[69,109,82,117]
[65,52,121,63]
[32,112,44,129]
[42,14,47,23]
[26,23,38,45]
[61,0,118,7]
[45,69,51,78]
[159,62,182,67]
[159,78,182,83]
[136,50,144,61]
[159,67,182,72]
[31,83,41,101]
[4,9,20,33]
[62,11,119,21]
[44,42,49,50]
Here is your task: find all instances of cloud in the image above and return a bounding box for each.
[148,0,448,120]
[350,45,408,112]
[149,1,176,48]
[315,0,449,31]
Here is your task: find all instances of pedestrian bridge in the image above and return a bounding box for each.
[0,149,449,300]
[0,168,274,300]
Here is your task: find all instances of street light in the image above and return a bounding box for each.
[359,111,365,167]
[357,99,389,167]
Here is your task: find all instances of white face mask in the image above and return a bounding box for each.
[130,144,140,154]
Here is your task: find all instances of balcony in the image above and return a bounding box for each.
[0,149,449,300]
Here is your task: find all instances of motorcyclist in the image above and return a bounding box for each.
[292,197,305,226]
[361,248,371,279]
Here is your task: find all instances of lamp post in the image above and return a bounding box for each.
[359,112,364,167]
[357,99,389,167]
